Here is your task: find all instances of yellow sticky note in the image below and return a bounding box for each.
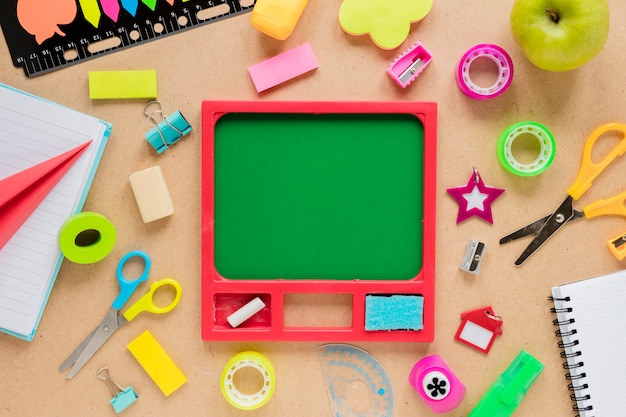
[127,330,187,396]
[89,70,157,99]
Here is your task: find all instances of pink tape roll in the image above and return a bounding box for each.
[455,44,513,100]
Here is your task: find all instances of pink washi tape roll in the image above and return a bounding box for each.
[455,44,513,100]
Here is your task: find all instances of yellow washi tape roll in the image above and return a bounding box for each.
[58,212,116,264]
[220,351,276,410]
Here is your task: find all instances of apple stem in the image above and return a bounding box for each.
[545,8,559,23]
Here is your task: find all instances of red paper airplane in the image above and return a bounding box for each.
[0,140,92,251]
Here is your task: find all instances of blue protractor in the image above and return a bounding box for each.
[318,344,393,417]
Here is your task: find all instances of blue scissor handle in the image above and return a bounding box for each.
[112,250,151,310]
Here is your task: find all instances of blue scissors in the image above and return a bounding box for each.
[59,250,182,379]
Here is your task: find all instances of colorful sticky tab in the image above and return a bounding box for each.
[100,0,120,22]
[141,0,157,11]
[120,0,139,16]
[79,0,102,28]
[127,330,187,396]
[89,70,158,99]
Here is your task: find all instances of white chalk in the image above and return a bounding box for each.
[227,297,266,328]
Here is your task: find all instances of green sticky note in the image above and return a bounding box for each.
[89,70,157,99]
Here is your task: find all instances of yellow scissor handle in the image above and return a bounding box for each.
[568,122,626,200]
[122,278,182,322]
[583,190,626,219]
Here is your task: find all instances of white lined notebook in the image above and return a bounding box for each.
[0,83,111,341]
[550,269,626,417]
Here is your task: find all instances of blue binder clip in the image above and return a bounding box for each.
[97,367,138,414]
[144,100,192,154]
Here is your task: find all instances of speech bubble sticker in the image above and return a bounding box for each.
[17,0,77,44]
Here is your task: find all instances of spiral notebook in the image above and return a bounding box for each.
[550,269,626,417]
[0,83,111,341]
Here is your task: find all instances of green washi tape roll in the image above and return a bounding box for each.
[58,212,116,264]
[497,121,556,176]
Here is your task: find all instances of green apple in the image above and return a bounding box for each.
[510,0,610,72]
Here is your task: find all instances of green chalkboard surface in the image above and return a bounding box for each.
[214,112,425,280]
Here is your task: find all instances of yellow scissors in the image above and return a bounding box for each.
[60,250,182,379]
[500,123,626,265]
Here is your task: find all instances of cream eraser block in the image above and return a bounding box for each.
[129,165,174,223]
[127,330,187,396]
[88,70,158,99]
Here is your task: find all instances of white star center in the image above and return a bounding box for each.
[463,185,488,211]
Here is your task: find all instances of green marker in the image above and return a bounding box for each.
[468,350,543,417]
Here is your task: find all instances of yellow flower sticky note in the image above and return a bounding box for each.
[339,0,433,49]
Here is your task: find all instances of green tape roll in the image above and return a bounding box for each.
[58,212,116,264]
[497,121,556,176]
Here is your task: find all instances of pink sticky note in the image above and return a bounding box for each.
[248,43,318,93]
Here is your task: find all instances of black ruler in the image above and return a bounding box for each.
[0,0,254,77]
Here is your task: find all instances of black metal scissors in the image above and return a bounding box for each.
[500,123,626,265]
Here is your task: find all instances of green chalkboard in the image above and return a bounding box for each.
[214,112,425,280]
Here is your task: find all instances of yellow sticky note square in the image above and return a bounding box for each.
[127,330,187,396]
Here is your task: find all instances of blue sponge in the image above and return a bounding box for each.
[365,295,424,331]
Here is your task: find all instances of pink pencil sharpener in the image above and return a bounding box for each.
[386,42,433,88]
[409,355,465,413]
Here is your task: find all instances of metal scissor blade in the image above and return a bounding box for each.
[59,327,98,372]
[500,214,552,245]
[514,196,576,266]
[65,308,120,379]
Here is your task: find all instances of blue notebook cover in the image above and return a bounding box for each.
[0,83,111,341]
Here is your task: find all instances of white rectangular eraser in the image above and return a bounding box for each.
[129,165,174,223]
[227,297,266,327]
[248,43,318,93]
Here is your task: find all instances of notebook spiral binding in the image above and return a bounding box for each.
[548,296,594,416]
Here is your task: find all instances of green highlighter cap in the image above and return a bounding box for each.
[468,350,544,417]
